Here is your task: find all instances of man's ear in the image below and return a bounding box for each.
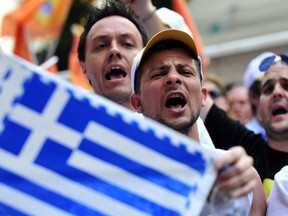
[130,93,143,113]
[201,87,208,107]
[80,61,88,76]
[80,61,92,85]
[80,61,86,73]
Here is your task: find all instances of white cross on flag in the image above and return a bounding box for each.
[0,51,217,216]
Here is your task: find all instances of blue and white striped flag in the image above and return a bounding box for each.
[0,52,217,216]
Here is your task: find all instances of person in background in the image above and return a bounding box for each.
[243,52,274,140]
[227,84,255,129]
[130,29,266,215]
[202,52,288,199]
[203,73,229,112]
[257,53,288,197]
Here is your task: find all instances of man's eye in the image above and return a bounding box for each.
[262,85,274,95]
[181,70,193,76]
[96,43,106,49]
[151,72,164,79]
[123,42,133,48]
[280,80,288,91]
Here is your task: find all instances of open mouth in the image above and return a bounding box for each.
[105,66,127,80]
[272,106,287,116]
[165,94,186,109]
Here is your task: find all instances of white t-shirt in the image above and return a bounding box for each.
[267,166,288,216]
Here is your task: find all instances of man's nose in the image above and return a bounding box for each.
[272,82,285,99]
[165,69,182,86]
[108,42,121,60]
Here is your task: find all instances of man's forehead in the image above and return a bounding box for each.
[90,15,141,36]
[149,48,195,61]
[143,50,195,69]
[263,63,288,82]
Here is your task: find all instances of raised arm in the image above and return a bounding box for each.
[122,0,167,37]
[123,0,192,37]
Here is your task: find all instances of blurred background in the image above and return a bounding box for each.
[0,0,287,87]
[188,0,288,85]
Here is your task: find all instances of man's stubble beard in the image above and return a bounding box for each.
[143,110,199,136]
[105,91,131,106]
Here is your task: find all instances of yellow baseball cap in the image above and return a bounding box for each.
[131,29,201,93]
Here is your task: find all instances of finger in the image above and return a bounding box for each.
[218,155,253,180]
[216,166,255,193]
[214,146,245,170]
[231,178,257,198]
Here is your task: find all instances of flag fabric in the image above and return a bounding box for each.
[1,0,72,66]
[1,0,45,37]
[1,0,45,62]
[26,0,72,40]
[0,51,217,216]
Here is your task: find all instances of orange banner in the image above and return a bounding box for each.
[68,25,93,91]
[1,0,72,65]
[26,0,72,39]
[172,0,210,71]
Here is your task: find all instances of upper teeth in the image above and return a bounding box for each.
[169,94,180,98]
[112,66,120,70]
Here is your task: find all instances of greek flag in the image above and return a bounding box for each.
[0,52,216,216]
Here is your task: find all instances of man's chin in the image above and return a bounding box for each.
[104,91,131,105]
[160,119,193,135]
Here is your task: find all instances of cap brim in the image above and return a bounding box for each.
[138,29,198,67]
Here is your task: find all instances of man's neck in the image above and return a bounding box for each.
[187,124,200,143]
[121,101,135,111]
[268,138,288,152]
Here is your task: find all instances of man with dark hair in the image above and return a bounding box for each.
[77,1,149,110]
[202,52,288,199]
[243,52,274,139]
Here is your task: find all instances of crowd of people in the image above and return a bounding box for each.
[76,0,287,215]
[0,0,286,215]
[0,0,278,216]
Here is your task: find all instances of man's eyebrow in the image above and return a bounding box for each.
[120,33,134,37]
[280,77,288,81]
[91,33,136,42]
[146,65,169,74]
[91,35,107,42]
[176,63,193,69]
[262,77,288,86]
[119,33,138,41]
[262,78,274,88]
[157,65,170,69]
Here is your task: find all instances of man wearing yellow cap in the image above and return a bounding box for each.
[130,29,266,215]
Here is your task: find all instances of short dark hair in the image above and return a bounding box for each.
[77,0,149,61]
[249,80,261,114]
[134,40,202,93]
